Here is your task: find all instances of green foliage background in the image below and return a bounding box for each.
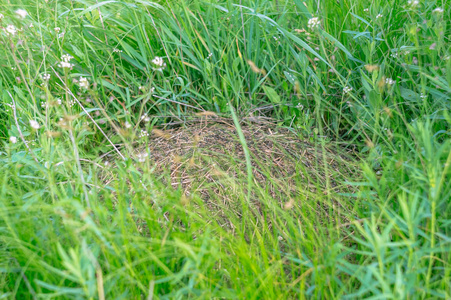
[0,0,450,298]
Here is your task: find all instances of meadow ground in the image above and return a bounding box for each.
[0,0,450,298]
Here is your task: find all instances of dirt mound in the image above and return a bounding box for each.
[132,119,355,202]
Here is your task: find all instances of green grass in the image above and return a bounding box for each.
[0,0,450,298]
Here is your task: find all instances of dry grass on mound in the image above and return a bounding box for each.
[129,119,356,203]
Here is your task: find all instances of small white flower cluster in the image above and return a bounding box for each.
[307,17,320,30]
[125,121,132,129]
[10,136,17,144]
[42,73,51,81]
[420,93,427,99]
[139,129,149,138]
[385,78,395,85]
[207,53,213,59]
[0,14,4,20]
[343,86,353,94]
[364,8,369,12]
[4,24,17,36]
[433,8,444,13]
[30,120,40,129]
[41,101,48,108]
[141,113,150,122]
[407,0,419,7]
[79,76,89,89]
[113,48,122,53]
[136,152,148,163]
[15,9,28,19]
[376,14,383,19]
[151,56,166,71]
[58,54,74,69]
[139,86,155,93]
[68,99,76,107]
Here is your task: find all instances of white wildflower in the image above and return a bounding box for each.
[139,129,149,138]
[58,54,74,69]
[125,121,132,129]
[420,93,427,99]
[0,14,4,20]
[79,76,89,89]
[61,54,73,62]
[15,9,28,19]
[433,8,444,13]
[5,25,17,36]
[141,113,150,122]
[136,152,148,163]
[385,78,395,85]
[30,120,40,129]
[54,27,61,33]
[59,61,73,69]
[307,17,320,29]
[151,56,166,70]
[364,8,369,12]
[113,48,122,53]
[10,136,17,144]
[407,0,419,7]
[343,86,353,94]
[58,32,65,38]
[376,14,383,19]
[42,73,50,81]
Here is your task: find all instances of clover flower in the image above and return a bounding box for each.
[385,78,395,85]
[139,129,149,138]
[136,152,148,163]
[58,54,75,69]
[407,0,419,7]
[79,76,89,89]
[343,86,353,94]
[4,25,17,36]
[15,9,28,19]
[141,113,150,122]
[151,56,166,71]
[307,17,320,29]
[30,120,40,129]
